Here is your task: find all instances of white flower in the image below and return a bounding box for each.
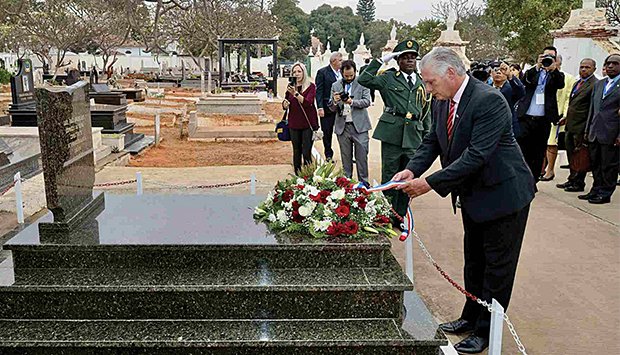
[303,184,319,196]
[330,189,345,200]
[314,175,324,183]
[277,210,288,223]
[283,201,293,210]
[298,202,317,217]
[296,178,306,186]
[268,214,277,222]
[313,219,332,232]
[352,202,359,209]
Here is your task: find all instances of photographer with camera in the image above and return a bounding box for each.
[516,46,565,184]
[327,60,372,186]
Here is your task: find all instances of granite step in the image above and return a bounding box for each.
[0,319,442,354]
[0,257,411,320]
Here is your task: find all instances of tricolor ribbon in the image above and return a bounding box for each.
[353,181,414,241]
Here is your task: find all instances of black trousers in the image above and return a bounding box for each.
[517,116,551,183]
[320,112,336,160]
[290,128,313,175]
[565,131,587,188]
[460,204,530,337]
[588,139,619,198]
[369,89,375,103]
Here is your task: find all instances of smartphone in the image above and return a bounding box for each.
[289,76,296,86]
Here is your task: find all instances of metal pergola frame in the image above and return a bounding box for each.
[217,38,278,96]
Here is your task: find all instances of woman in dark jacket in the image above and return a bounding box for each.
[282,62,319,174]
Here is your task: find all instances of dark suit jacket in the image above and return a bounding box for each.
[406,77,535,223]
[315,65,338,110]
[565,75,597,135]
[586,77,620,145]
[516,67,565,123]
[497,77,525,136]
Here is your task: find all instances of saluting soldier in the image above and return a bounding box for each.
[358,39,431,225]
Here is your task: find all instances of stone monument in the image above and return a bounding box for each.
[552,0,619,77]
[383,24,399,55]
[434,11,471,68]
[338,38,349,59]
[8,59,37,127]
[353,33,372,69]
[35,81,104,235]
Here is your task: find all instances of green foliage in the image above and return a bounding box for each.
[486,0,580,63]
[0,67,10,85]
[308,4,364,53]
[357,0,376,23]
[403,18,443,57]
[271,0,310,61]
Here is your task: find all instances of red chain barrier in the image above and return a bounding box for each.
[0,181,16,196]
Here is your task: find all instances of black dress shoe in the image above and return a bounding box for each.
[588,195,611,204]
[438,318,475,334]
[454,335,489,354]
[578,192,596,200]
[556,182,571,189]
[564,185,585,192]
[560,164,569,169]
[540,174,555,182]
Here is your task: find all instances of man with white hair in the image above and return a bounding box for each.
[393,48,535,354]
[315,52,343,162]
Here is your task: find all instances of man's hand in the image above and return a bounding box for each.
[500,62,512,80]
[318,108,325,117]
[536,54,544,69]
[333,93,341,103]
[286,85,296,96]
[397,178,432,198]
[382,52,400,63]
[392,169,415,182]
[546,60,557,72]
[345,98,353,105]
[558,117,567,126]
[282,99,290,110]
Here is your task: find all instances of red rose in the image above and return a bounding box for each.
[345,186,353,194]
[292,210,304,223]
[282,190,294,202]
[355,196,367,209]
[309,194,322,203]
[336,177,350,188]
[319,190,331,201]
[296,184,305,189]
[326,222,340,236]
[273,195,280,203]
[292,201,301,211]
[344,220,359,235]
[335,204,350,218]
[374,215,391,225]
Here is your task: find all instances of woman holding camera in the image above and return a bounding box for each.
[282,62,319,174]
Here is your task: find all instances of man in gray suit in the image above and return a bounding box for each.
[579,54,620,204]
[328,60,372,185]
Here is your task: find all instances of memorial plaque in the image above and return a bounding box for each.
[91,83,111,93]
[10,59,36,108]
[35,81,100,223]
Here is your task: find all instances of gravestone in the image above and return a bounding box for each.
[35,80,104,235]
[8,59,38,127]
[66,68,81,86]
[89,83,127,105]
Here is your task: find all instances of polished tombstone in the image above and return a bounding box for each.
[0,194,447,353]
[34,81,105,236]
[8,59,37,127]
[90,83,128,106]
[91,104,145,149]
[112,88,145,102]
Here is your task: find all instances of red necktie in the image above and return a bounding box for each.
[572,80,583,96]
[447,100,456,141]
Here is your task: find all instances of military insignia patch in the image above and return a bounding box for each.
[407,41,413,48]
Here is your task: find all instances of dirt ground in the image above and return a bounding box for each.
[129,126,292,167]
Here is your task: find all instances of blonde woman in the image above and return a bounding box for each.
[282,62,319,174]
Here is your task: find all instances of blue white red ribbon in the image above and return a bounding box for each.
[353,181,414,241]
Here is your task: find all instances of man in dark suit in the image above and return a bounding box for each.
[556,58,597,192]
[393,48,535,354]
[516,46,565,183]
[315,52,343,161]
[490,60,525,136]
[579,54,620,204]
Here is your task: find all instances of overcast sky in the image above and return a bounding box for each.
[297,0,483,26]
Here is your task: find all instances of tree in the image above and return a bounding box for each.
[408,18,442,56]
[362,19,392,56]
[486,0,580,64]
[431,0,476,20]
[600,0,620,25]
[457,8,508,61]
[271,0,310,60]
[308,4,364,53]
[357,0,376,23]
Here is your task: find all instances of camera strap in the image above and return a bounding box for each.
[293,91,317,131]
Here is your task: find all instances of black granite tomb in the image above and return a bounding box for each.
[90,104,144,149]
[112,88,145,102]
[8,59,37,127]
[89,83,127,106]
[34,81,105,236]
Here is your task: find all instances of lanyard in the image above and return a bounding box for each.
[536,70,548,93]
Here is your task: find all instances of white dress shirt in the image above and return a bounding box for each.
[448,75,470,127]
[402,72,417,86]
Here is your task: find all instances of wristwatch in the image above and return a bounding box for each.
[295,92,300,97]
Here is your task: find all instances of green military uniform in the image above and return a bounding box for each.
[358,40,431,220]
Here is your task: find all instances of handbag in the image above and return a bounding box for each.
[294,94,323,141]
[275,109,291,142]
[570,142,590,173]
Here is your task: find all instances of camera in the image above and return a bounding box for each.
[470,61,491,82]
[338,91,351,102]
[288,76,297,86]
[541,54,556,68]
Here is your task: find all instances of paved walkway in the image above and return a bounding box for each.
[0,96,618,354]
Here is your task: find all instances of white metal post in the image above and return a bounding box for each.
[155,112,161,146]
[136,172,143,196]
[250,174,256,195]
[405,220,414,281]
[14,172,24,224]
[489,298,505,355]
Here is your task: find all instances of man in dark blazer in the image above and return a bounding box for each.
[490,60,525,136]
[315,52,343,161]
[579,54,620,204]
[556,58,597,192]
[393,48,535,354]
[516,46,565,183]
